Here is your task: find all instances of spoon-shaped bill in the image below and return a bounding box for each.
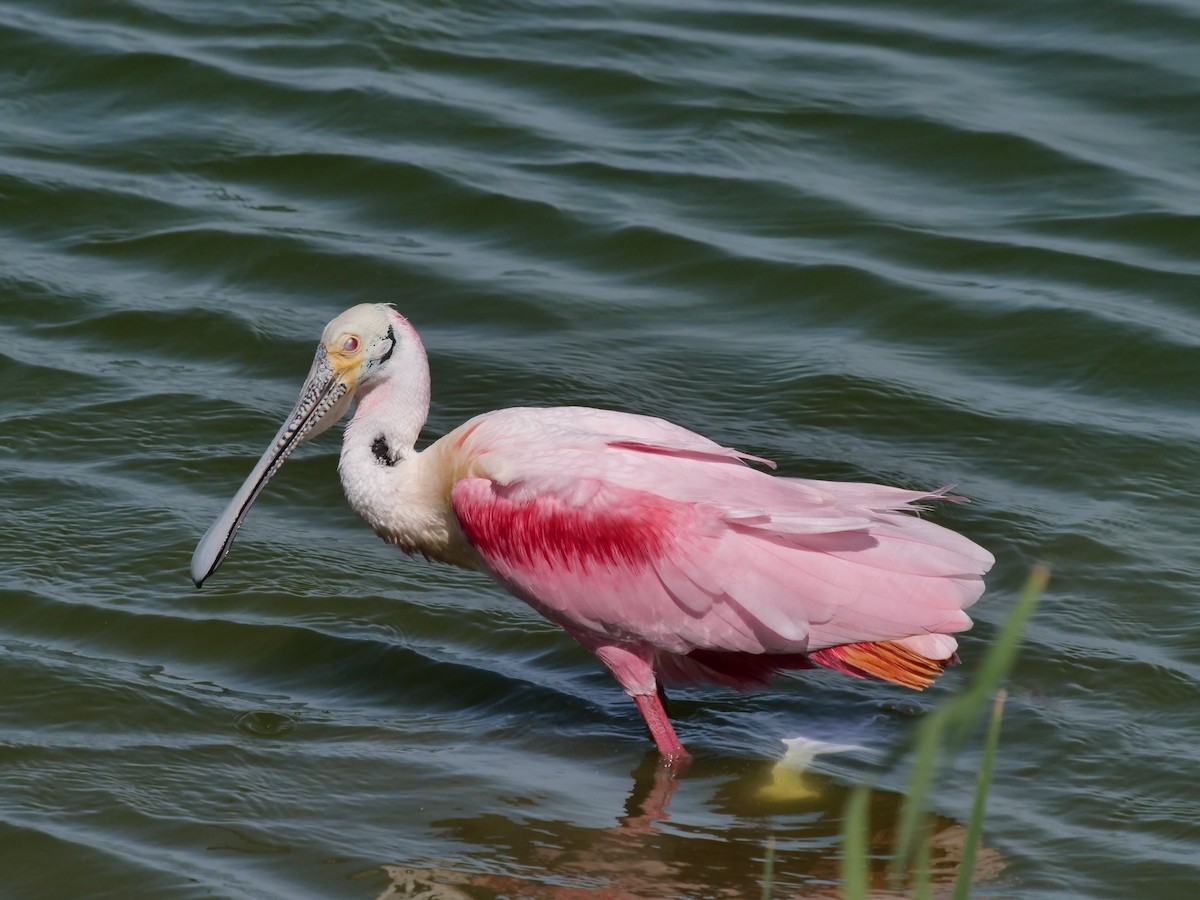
[190,346,351,587]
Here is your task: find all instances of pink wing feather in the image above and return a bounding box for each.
[448,407,993,691]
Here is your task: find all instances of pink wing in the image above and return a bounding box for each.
[448,407,993,688]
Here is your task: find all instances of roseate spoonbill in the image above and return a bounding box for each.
[192,304,993,761]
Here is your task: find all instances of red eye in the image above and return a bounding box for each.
[342,336,360,353]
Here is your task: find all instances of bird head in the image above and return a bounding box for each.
[189,303,404,587]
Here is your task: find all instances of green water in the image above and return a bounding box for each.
[2,1,1199,897]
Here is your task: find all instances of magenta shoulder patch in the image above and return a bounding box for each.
[452,478,678,572]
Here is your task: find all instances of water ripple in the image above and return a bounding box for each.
[3,0,1200,897]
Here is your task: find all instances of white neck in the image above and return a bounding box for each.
[342,314,431,465]
[335,317,475,567]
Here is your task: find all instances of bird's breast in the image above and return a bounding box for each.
[339,441,484,571]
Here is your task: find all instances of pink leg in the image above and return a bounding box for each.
[633,692,691,763]
[577,638,693,764]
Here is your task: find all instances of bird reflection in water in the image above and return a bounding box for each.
[368,754,1005,899]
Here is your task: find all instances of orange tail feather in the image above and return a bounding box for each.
[808,640,949,690]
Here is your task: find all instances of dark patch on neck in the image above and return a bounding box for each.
[371,435,395,467]
[379,324,396,365]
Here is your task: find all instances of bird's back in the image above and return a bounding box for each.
[434,405,992,687]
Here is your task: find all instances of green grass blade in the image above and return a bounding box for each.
[843,566,1047,896]
[889,707,946,884]
[946,565,1048,750]
[952,690,1007,900]
[841,785,872,900]
[911,813,936,900]
[761,836,775,900]
[890,566,1047,887]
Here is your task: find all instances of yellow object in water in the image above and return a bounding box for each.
[758,736,864,802]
